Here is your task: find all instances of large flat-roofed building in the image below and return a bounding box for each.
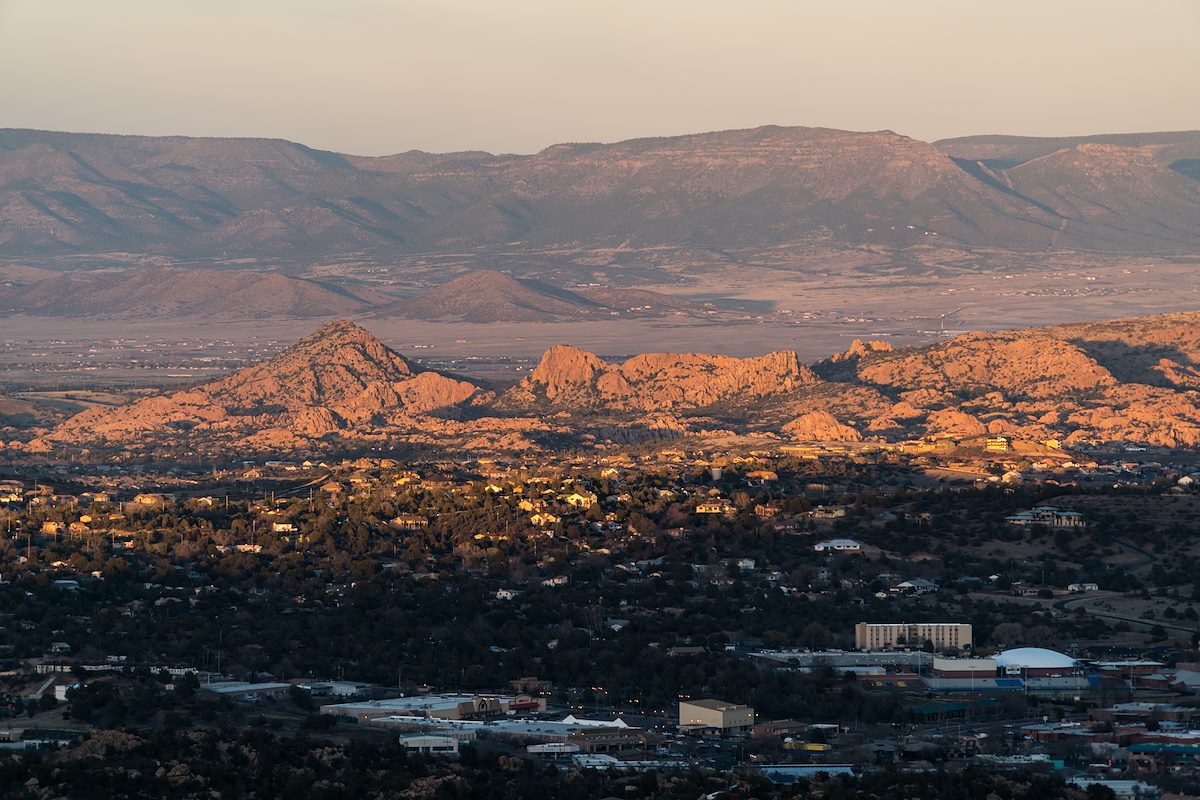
[320,693,545,723]
[678,698,755,734]
[399,734,461,756]
[931,657,997,679]
[367,715,643,753]
[855,622,972,652]
[199,681,293,700]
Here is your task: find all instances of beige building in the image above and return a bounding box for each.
[678,698,755,734]
[854,622,972,652]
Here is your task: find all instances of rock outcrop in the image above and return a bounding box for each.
[781,411,862,442]
[499,345,820,412]
[829,339,894,363]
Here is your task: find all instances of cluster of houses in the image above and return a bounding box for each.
[1005,506,1087,528]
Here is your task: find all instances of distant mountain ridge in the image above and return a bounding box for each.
[0,266,707,321]
[0,267,384,319]
[3,125,1200,262]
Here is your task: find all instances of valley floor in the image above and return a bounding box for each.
[2,258,1198,388]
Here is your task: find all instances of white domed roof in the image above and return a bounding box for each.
[994,647,1075,670]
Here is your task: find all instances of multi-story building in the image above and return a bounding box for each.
[678,699,755,735]
[854,622,972,652]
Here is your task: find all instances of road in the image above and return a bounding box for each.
[1051,531,1197,636]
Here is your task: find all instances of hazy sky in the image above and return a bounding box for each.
[2,0,1197,155]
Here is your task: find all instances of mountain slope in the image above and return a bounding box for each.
[378,270,707,322]
[0,267,386,319]
[1000,144,1200,250]
[935,131,1200,167]
[5,125,1200,261]
[381,270,601,322]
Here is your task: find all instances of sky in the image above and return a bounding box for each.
[2,0,1198,156]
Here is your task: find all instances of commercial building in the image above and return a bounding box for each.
[368,714,643,753]
[854,622,972,652]
[678,698,755,735]
[200,681,292,700]
[921,648,1089,697]
[320,693,545,723]
[398,734,460,756]
[994,647,1079,677]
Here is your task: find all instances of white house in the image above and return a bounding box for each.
[814,539,862,552]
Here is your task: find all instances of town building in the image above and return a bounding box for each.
[854,622,972,652]
[398,734,460,756]
[678,698,755,735]
[200,681,292,700]
[320,693,545,723]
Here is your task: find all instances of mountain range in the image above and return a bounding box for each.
[0,266,385,319]
[23,310,1200,457]
[4,125,1200,262]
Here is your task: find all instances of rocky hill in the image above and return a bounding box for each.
[4,125,1199,263]
[382,271,599,322]
[0,267,385,319]
[28,310,1200,455]
[818,313,1200,448]
[40,321,486,451]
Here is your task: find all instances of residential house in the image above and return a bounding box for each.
[810,505,846,520]
[564,491,598,510]
[391,514,429,531]
[1005,506,1086,528]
